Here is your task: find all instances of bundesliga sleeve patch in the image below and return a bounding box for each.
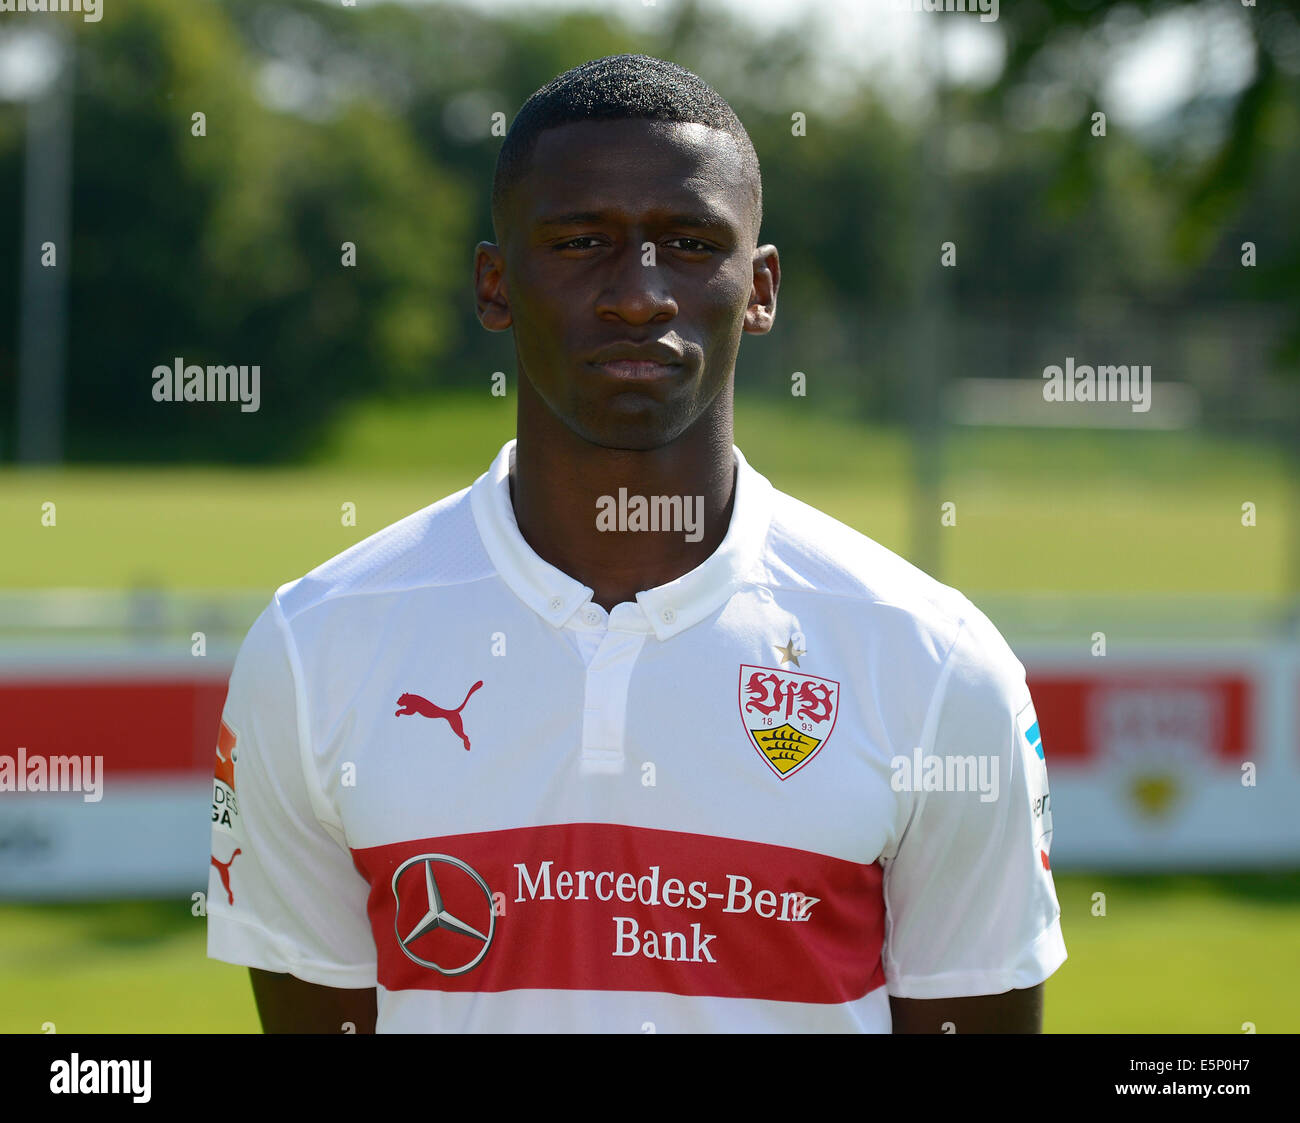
[1017,701,1053,869]
[212,718,244,842]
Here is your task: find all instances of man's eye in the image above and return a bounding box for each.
[667,238,712,252]
[557,237,601,250]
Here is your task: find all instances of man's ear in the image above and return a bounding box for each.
[743,244,779,336]
[475,241,512,332]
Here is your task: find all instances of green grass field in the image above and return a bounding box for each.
[0,394,1293,600]
[2,871,1297,1033]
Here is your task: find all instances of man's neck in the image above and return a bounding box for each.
[508,403,736,615]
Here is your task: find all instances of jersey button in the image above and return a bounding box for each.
[661,607,676,624]
[583,608,601,625]
[548,596,564,612]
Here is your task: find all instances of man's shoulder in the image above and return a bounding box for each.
[763,486,965,620]
[761,485,1018,670]
[272,481,488,625]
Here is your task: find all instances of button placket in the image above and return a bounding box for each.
[579,630,646,775]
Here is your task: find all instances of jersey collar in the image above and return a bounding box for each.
[470,437,772,640]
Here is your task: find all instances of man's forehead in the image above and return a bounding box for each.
[523,118,749,223]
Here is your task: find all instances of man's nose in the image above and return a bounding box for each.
[595,241,677,323]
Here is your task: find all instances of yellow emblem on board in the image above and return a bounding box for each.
[750,723,823,776]
[1131,771,1181,818]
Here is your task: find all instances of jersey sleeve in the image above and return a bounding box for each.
[206,592,377,988]
[881,610,1066,1000]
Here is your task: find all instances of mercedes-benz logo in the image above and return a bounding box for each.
[390,853,496,976]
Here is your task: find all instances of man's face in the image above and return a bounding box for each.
[478,118,777,450]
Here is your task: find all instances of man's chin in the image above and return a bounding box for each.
[569,407,687,453]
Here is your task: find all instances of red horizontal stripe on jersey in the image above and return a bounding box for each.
[351,822,885,1004]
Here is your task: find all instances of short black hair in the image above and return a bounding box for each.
[492,53,762,243]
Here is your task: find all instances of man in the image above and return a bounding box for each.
[207,54,1065,1033]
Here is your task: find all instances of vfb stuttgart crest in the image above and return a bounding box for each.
[739,665,840,780]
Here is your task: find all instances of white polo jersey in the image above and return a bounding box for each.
[207,437,1066,1032]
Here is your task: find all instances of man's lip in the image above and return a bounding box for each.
[588,359,682,380]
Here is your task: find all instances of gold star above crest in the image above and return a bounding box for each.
[773,635,806,667]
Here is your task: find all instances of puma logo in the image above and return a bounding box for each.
[395,681,484,751]
[211,848,240,905]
